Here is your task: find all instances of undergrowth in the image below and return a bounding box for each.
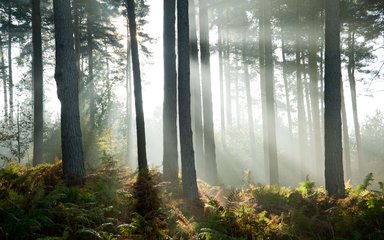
[0,162,383,239]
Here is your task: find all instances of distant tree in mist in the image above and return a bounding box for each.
[324,0,345,196]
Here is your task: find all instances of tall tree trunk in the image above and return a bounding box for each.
[0,36,7,123]
[126,15,133,164]
[73,0,82,93]
[347,28,362,180]
[199,0,218,185]
[324,0,345,196]
[177,0,199,201]
[189,0,204,179]
[341,79,352,180]
[7,1,13,125]
[264,0,278,184]
[235,62,240,128]
[259,1,268,181]
[53,0,85,185]
[127,0,148,175]
[243,34,256,162]
[224,25,232,128]
[296,0,306,179]
[308,11,322,182]
[163,0,178,182]
[218,19,226,147]
[32,0,44,166]
[86,0,96,130]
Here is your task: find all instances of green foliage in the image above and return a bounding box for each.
[1,162,383,239]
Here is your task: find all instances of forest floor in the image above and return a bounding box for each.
[0,160,383,240]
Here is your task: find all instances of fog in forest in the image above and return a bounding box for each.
[1,0,384,189]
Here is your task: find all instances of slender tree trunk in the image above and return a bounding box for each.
[296,0,306,179]
[264,0,278,184]
[341,79,352,180]
[235,62,240,128]
[163,0,178,182]
[189,0,204,179]
[308,12,322,182]
[0,36,7,123]
[126,16,133,164]
[224,25,232,128]
[199,0,218,185]
[347,28,362,180]
[73,0,82,92]
[16,104,21,163]
[127,0,148,175]
[218,20,226,147]
[53,0,85,185]
[86,0,96,130]
[32,0,44,166]
[243,34,256,162]
[7,1,13,125]
[177,0,199,200]
[324,0,345,196]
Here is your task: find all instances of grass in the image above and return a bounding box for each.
[0,161,383,239]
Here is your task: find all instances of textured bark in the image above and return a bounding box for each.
[53,0,85,185]
[163,0,178,182]
[189,0,204,178]
[127,0,148,175]
[347,28,362,180]
[32,0,44,166]
[199,0,218,185]
[324,0,345,196]
[177,0,199,201]
[264,0,278,184]
[0,36,7,123]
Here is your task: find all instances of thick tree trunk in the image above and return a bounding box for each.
[127,0,148,175]
[73,0,82,92]
[32,0,44,166]
[324,0,345,196]
[163,0,178,182]
[189,0,204,179]
[53,0,85,185]
[199,0,218,185]
[177,0,199,201]
[0,36,7,123]
[264,0,278,184]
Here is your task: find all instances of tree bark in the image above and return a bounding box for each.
[127,0,148,175]
[324,0,345,196]
[53,0,85,185]
[199,0,218,185]
[189,0,204,179]
[0,35,7,123]
[177,0,199,201]
[32,0,44,166]
[341,79,352,180]
[7,1,13,125]
[86,0,96,130]
[264,0,278,184]
[163,0,178,182]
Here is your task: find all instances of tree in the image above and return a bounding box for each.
[53,0,85,184]
[32,0,43,166]
[126,0,148,175]
[324,0,345,196]
[199,0,218,185]
[163,0,178,182]
[177,0,199,201]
